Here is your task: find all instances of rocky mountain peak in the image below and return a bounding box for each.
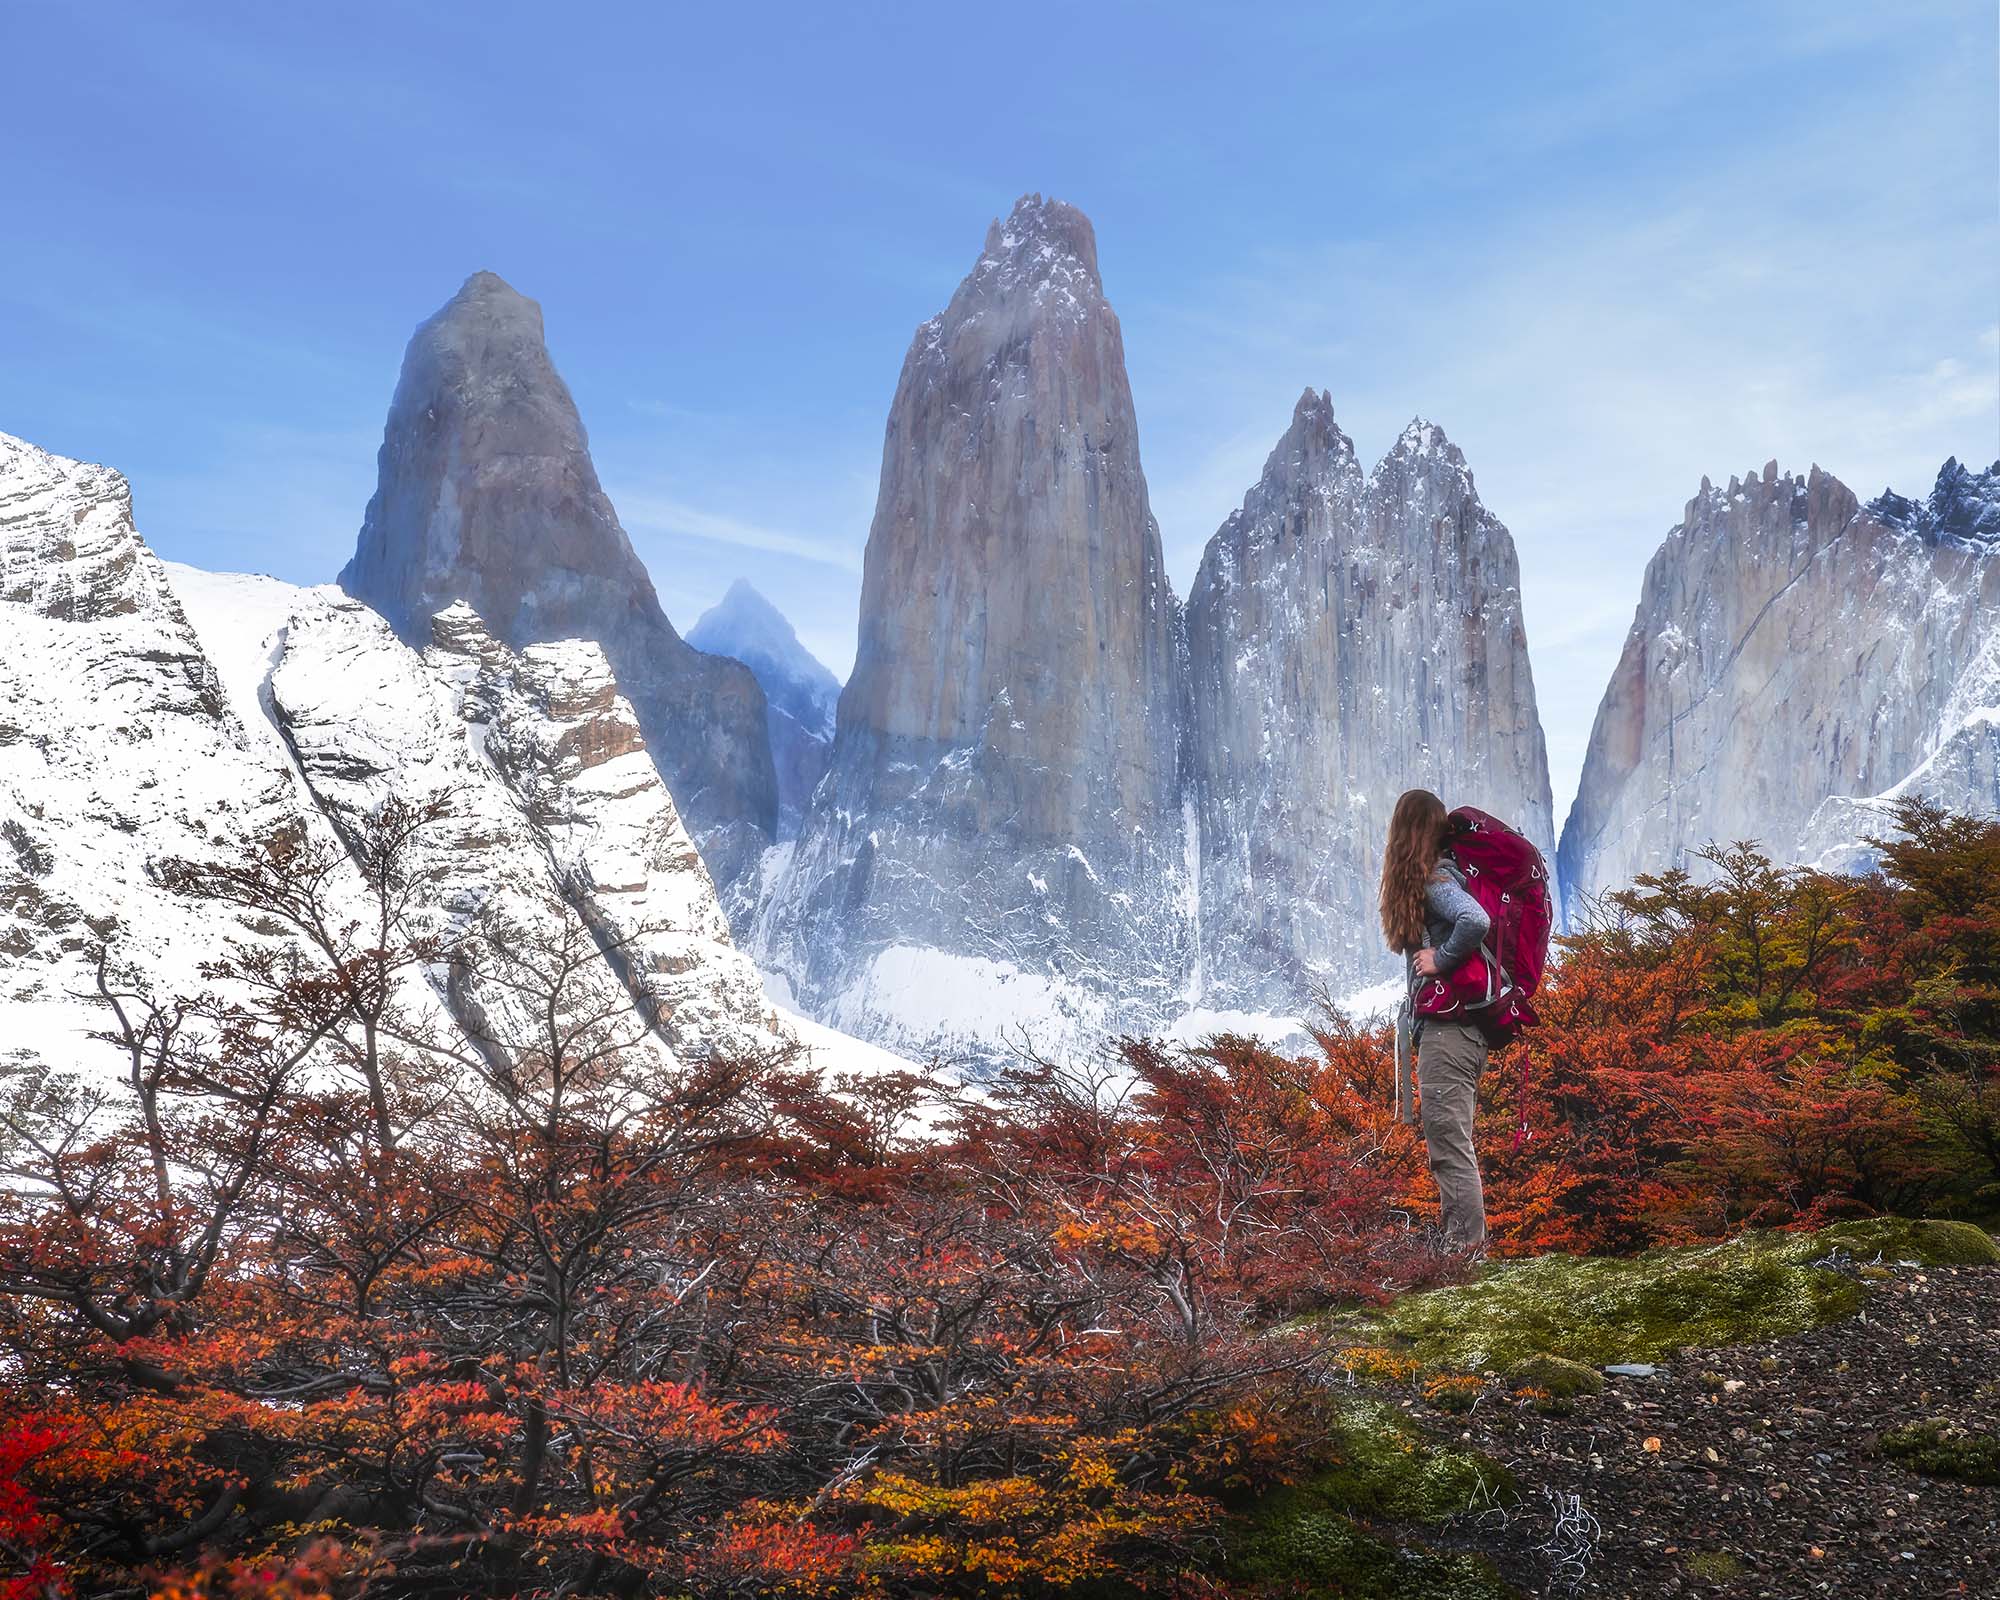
[978,192,1100,287]
[1277,387,1352,458]
[1870,456,2000,548]
[755,196,1189,1055]
[340,274,777,907]
[942,194,1106,344]
[1183,394,1553,1012]
[340,269,643,649]
[1372,417,1477,502]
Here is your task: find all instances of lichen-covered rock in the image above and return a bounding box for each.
[339,271,777,906]
[1559,459,2000,915]
[1803,1216,2000,1267]
[756,195,1191,1057]
[1184,392,1554,1008]
[1505,1353,1605,1398]
[1339,1231,1875,1373]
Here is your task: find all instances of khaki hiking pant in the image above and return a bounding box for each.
[1417,1020,1488,1249]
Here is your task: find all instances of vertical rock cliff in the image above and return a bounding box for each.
[1184,395,1555,1009]
[757,195,1191,1054]
[1559,458,2000,913]
[339,271,777,903]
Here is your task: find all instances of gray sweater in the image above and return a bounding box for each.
[1419,861,1491,976]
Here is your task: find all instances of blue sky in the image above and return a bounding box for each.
[4,1,1995,821]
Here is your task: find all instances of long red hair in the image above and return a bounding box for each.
[1379,789,1451,954]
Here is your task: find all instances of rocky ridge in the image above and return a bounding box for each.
[1560,458,2000,911]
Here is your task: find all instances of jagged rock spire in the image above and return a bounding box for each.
[1185,394,1553,1007]
[755,195,1191,1055]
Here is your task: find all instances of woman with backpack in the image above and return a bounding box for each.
[1379,788,1495,1255]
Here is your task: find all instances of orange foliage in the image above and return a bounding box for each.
[0,799,1993,1595]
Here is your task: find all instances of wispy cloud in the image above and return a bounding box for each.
[614,491,863,572]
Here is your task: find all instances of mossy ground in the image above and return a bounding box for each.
[1281,1396,1512,1523]
[1230,1218,1995,1595]
[1878,1417,2000,1484]
[1325,1218,1994,1374]
[1229,1507,1514,1599]
[1223,1396,1516,1596]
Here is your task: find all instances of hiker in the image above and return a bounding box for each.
[1379,788,1492,1254]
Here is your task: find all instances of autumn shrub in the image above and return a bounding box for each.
[0,797,1995,1595]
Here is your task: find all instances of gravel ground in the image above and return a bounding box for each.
[1438,1261,1999,1597]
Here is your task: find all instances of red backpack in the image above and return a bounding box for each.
[1410,806,1552,1046]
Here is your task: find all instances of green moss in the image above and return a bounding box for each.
[1230,1508,1516,1599]
[1798,1217,2000,1267]
[1878,1418,2000,1485]
[1505,1352,1604,1417]
[1281,1396,1513,1523]
[1336,1233,1865,1372]
[1505,1353,1604,1398]
[1687,1549,1744,1582]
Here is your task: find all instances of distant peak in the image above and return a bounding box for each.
[977,192,1101,289]
[433,270,545,335]
[1867,454,2000,547]
[1292,386,1335,425]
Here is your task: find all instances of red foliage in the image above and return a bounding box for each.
[0,799,1992,1595]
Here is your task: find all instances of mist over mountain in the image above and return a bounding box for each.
[688,579,842,837]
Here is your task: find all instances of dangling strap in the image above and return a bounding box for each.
[1511,1041,1533,1153]
[1393,999,1415,1125]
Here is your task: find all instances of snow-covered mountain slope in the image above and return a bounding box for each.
[1,430,909,1085]
[1559,458,2000,910]
[687,579,841,838]
[0,437,328,1076]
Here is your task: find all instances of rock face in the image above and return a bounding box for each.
[338,271,776,903]
[687,579,841,838]
[1559,458,2000,912]
[1184,394,1555,1009]
[756,195,1192,1054]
